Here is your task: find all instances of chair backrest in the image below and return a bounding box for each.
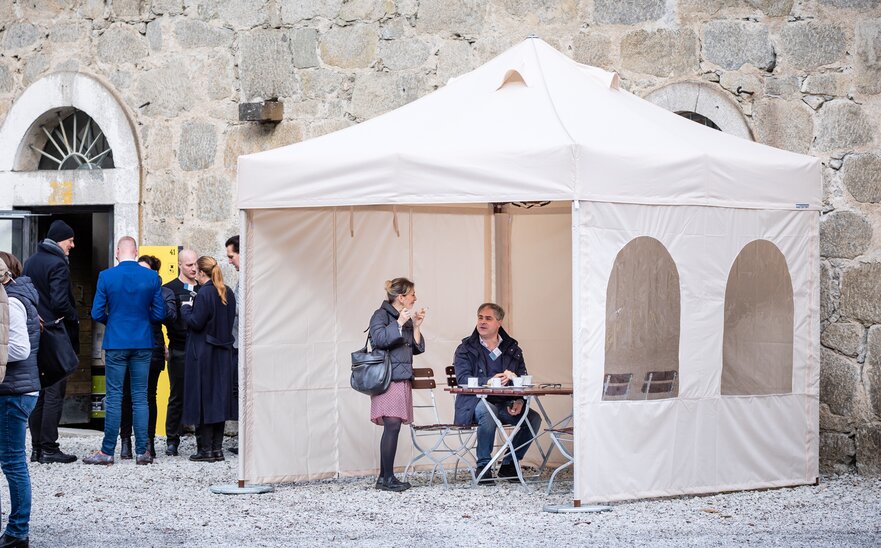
[641,370,678,399]
[411,367,440,424]
[445,365,458,388]
[603,373,632,400]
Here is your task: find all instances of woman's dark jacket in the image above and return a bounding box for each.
[0,276,41,395]
[180,280,237,425]
[453,326,527,426]
[369,301,425,382]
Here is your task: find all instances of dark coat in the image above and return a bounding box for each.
[453,326,527,426]
[23,240,79,353]
[180,280,237,425]
[0,277,41,395]
[368,301,425,381]
[150,286,176,366]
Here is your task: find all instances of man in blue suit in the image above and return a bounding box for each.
[84,236,165,465]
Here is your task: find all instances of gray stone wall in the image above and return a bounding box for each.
[1,1,880,474]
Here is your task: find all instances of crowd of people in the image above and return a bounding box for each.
[0,221,242,547]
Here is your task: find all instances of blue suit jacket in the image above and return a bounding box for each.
[91,261,165,350]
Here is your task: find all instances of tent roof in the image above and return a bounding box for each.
[238,38,822,211]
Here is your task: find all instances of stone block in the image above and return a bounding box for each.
[319,24,378,69]
[866,325,881,417]
[289,28,319,69]
[216,0,269,29]
[814,100,874,152]
[497,0,579,23]
[821,261,835,322]
[802,73,849,97]
[187,227,223,259]
[49,21,88,43]
[380,18,408,40]
[22,53,49,87]
[195,174,232,222]
[719,72,761,95]
[779,23,846,70]
[572,32,612,69]
[3,22,40,50]
[379,38,432,70]
[803,95,825,111]
[223,123,303,169]
[112,0,146,18]
[0,63,13,95]
[819,0,880,8]
[109,69,131,90]
[78,0,106,19]
[855,19,881,95]
[842,153,881,203]
[178,122,217,171]
[280,0,342,23]
[134,66,194,117]
[340,0,391,22]
[97,24,149,64]
[763,76,800,97]
[300,69,349,100]
[194,51,235,101]
[620,29,698,77]
[821,322,864,358]
[350,71,426,121]
[819,431,855,473]
[238,29,298,100]
[417,0,488,39]
[174,20,234,49]
[437,39,474,83]
[146,19,162,51]
[855,425,881,475]
[594,0,665,25]
[752,98,813,155]
[702,21,775,71]
[840,263,881,323]
[142,122,174,173]
[820,348,860,417]
[145,174,189,220]
[0,0,13,25]
[820,210,872,259]
[151,0,184,15]
[749,0,795,16]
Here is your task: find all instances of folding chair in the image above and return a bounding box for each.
[403,367,476,486]
[545,425,573,494]
[603,373,633,400]
[641,370,678,399]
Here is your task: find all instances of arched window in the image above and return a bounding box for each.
[722,240,794,395]
[644,82,753,141]
[604,237,680,401]
[675,111,721,131]
[32,108,114,171]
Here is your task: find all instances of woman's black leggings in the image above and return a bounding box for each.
[379,417,402,479]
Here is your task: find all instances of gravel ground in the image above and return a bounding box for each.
[5,430,879,547]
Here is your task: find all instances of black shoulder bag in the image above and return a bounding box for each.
[350,332,392,396]
[38,316,80,388]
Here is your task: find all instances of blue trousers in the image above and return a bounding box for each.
[0,394,38,539]
[474,399,541,469]
[103,349,152,455]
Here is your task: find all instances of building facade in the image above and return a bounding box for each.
[0,0,879,473]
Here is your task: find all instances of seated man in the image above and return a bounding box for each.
[453,302,541,483]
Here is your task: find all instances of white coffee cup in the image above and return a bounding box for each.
[521,375,533,386]
[467,377,478,388]
[490,377,502,388]
[513,377,524,387]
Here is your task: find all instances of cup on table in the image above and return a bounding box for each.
[467,377,479,388]
[490,377,502,388]
[521,375,533,386]
[512,377,524,387]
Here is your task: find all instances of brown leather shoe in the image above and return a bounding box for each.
[136,453,153,465]
[82,451,114,465]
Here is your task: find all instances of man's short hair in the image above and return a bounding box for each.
[477,302,505,321]
[225,235,240,253]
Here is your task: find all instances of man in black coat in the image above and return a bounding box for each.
[24,220,80,464]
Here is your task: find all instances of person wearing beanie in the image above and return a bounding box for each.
[22,220,80,464]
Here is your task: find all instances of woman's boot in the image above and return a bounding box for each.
[189,425,214,462]
[120,437,133,460]
[211,422,225,462]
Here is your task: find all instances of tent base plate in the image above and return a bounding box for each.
[543,503,612,514]
[210,484,275,495]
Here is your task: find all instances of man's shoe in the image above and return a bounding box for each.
[119,437,133,460]
[39,449,77,464]
[374,477,384,489]
[212,450,225,462]
[188,451,214,462]
[82,451,114,465]
[228,446,238,455]
[29,449,41,463]
[0,532,28,547]
[147,439,156,458]
[377,476,410,492]
[165,442,178,457]
[497,463,518,479]
[136,453,153,465]
[477,470,496,485]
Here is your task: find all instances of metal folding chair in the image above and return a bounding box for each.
[403,367,476,486]
[641,370,678,399]
[603,373,633,400]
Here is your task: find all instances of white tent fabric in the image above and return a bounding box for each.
[237,38,821,503]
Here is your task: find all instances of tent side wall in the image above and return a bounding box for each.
[575,202,819,503]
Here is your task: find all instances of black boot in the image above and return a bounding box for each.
[120,437,133,460]
[211,422,225,462]
[147,438,156,458]
[29,448,41,463]
[189,425,214,462]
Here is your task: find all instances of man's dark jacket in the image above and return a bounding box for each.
[453,326,527,426]
[23,240,79,353]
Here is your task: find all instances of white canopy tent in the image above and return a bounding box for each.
[236,38,821,503]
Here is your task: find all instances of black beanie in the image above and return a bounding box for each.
[46,220,75,242]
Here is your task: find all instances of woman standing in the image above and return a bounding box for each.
[180,256,237,462]
[0,252,40,547]
[368,277,426,492]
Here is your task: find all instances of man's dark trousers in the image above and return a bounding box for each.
[165,347,186,445]
[28,378,67,452]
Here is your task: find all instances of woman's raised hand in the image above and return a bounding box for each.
[397,308,412,326]
[413,307,427,327]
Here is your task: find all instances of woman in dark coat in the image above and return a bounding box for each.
[368,277,426,492]
[180,256,236,462]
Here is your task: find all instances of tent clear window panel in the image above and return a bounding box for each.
[722,240,794,395]
[603,237,680,401]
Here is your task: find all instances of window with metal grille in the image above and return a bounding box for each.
[32,109,115,171]
[675,111,722,131]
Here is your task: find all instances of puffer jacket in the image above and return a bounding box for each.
[0,276,41,395]
[368,301,425,381]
